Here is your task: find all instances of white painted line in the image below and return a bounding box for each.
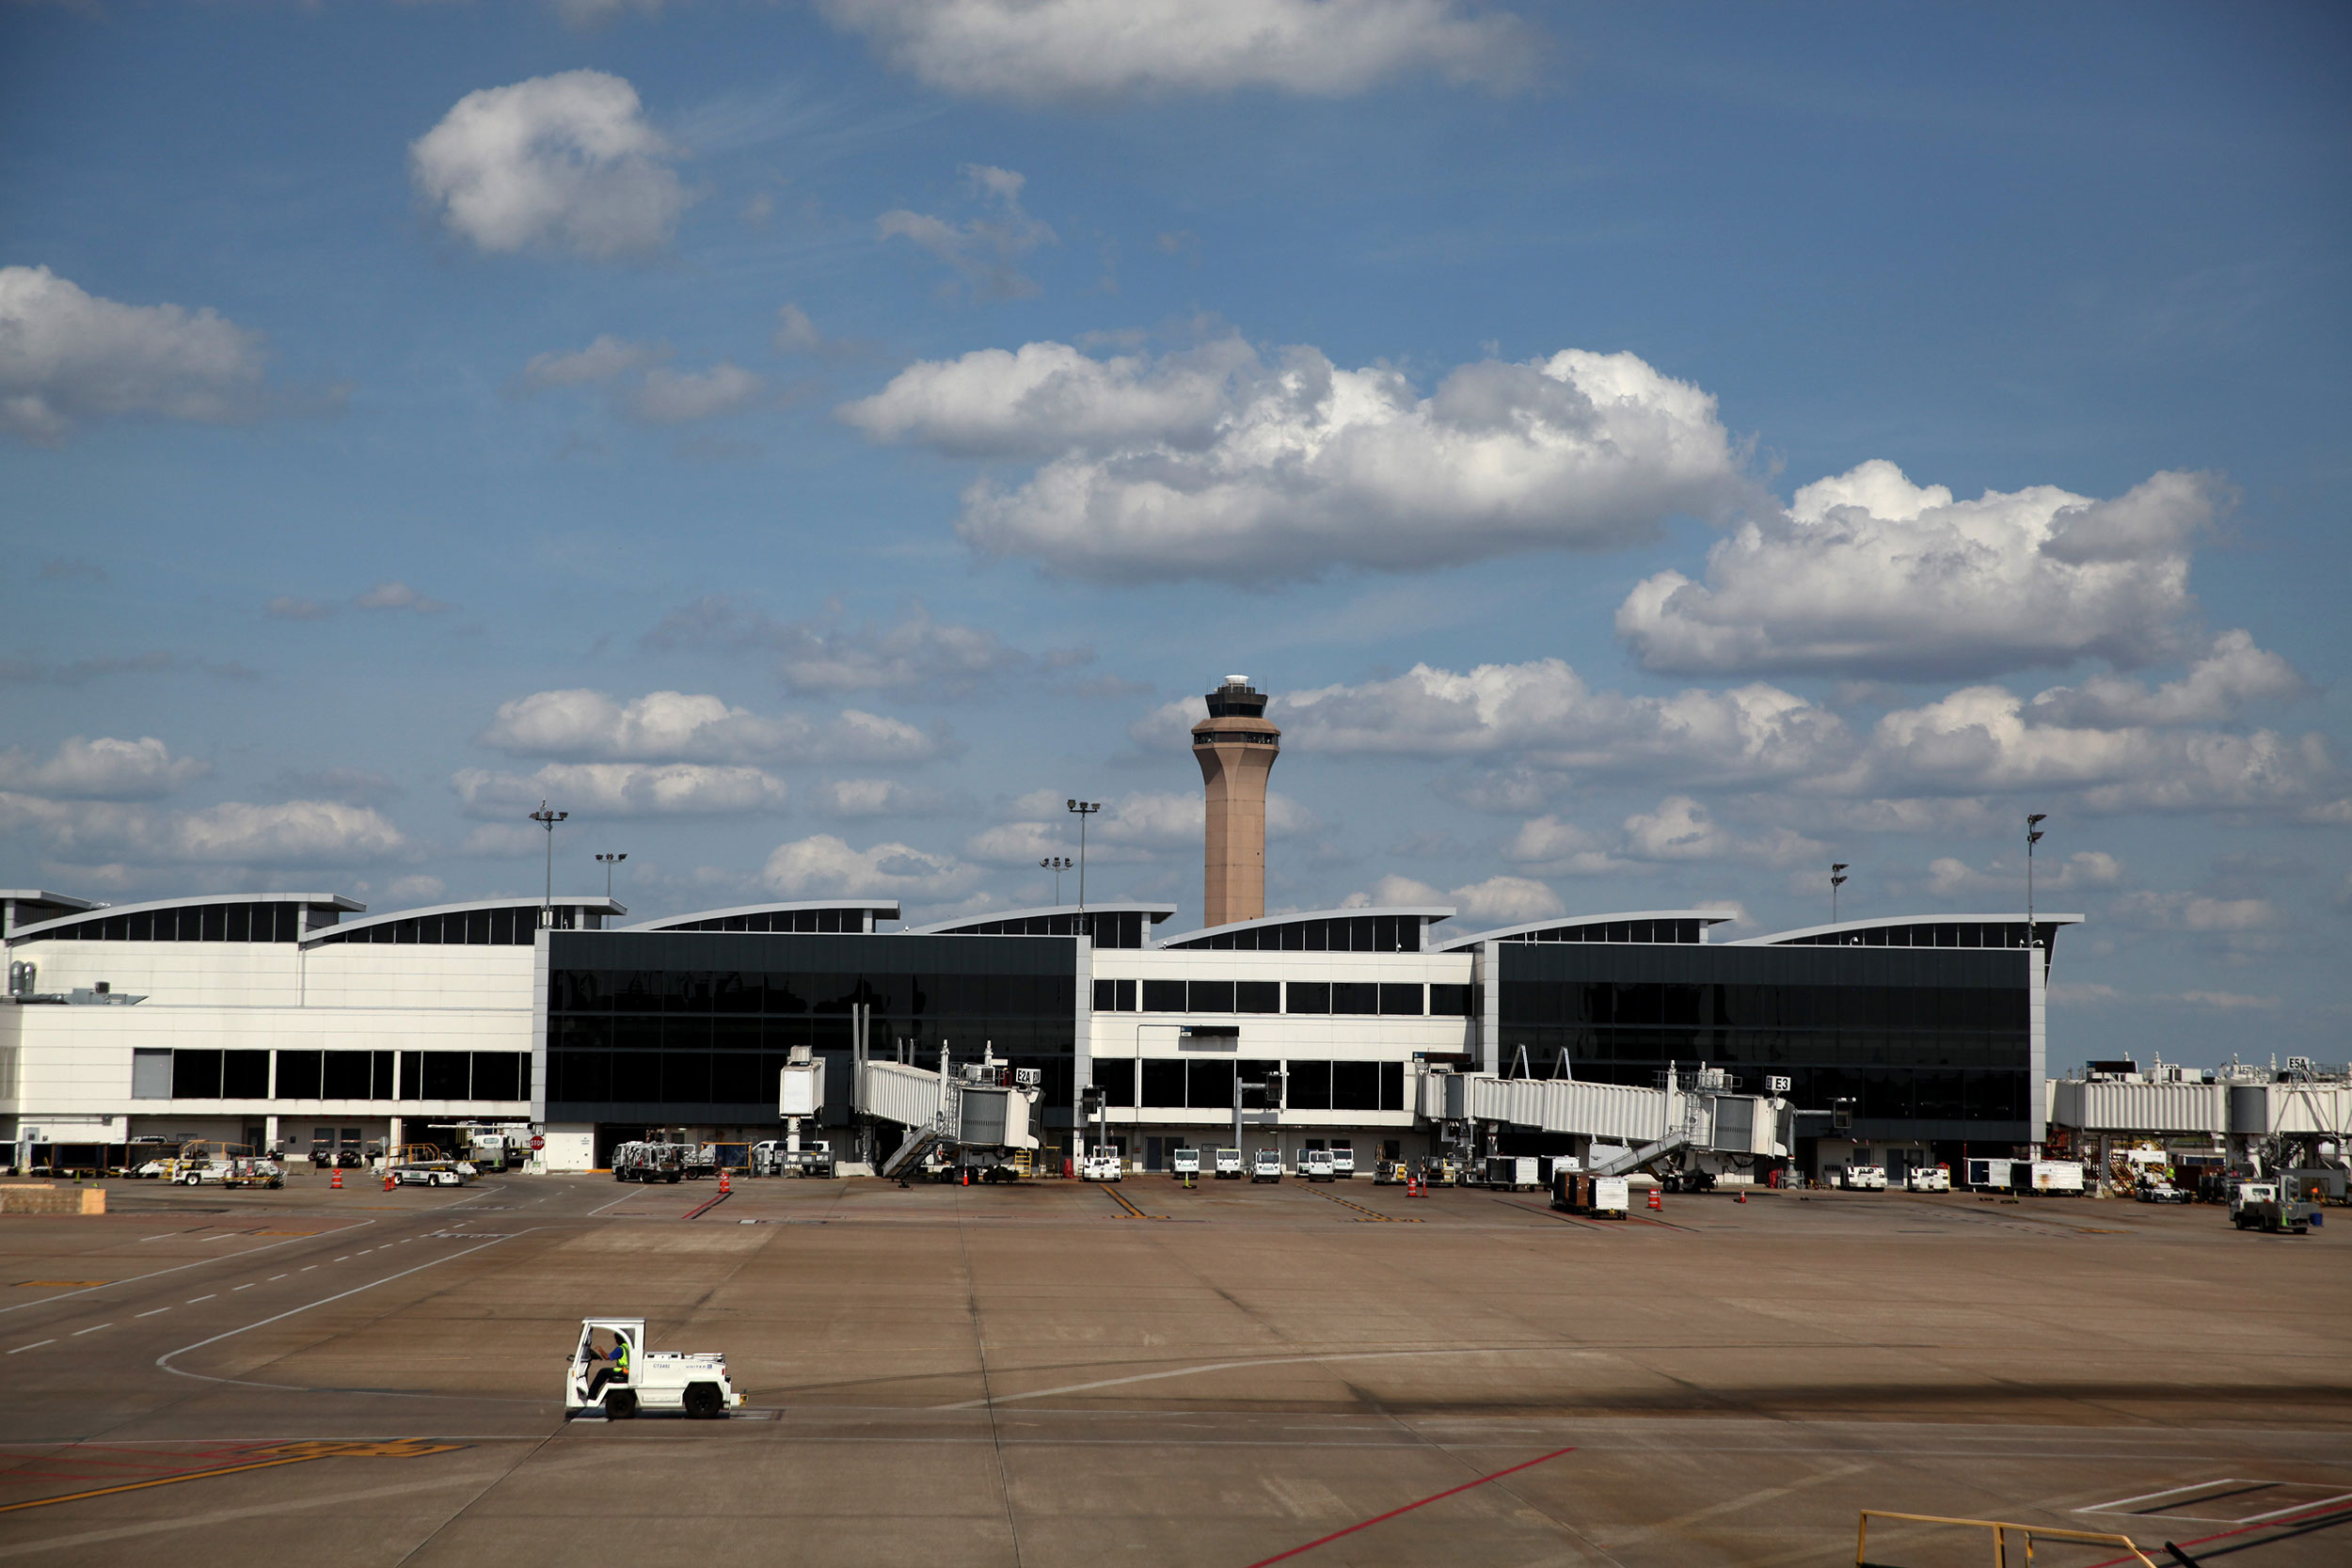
[135,1307,170,1318]
[333,1256,350,1261]
[186,1294,215,1304]
[138,1232,178,1243]
[2081,1479,2241,1513]
[268,1274,286,1281]
[935,1345,1605,1410]
[300,1265,316,1272]
[0,1219,375,1318]
[233,1283,254,1291]
[8,1339,55,1354]
[2236,1490,2352,1524]
[72,1323,110,1336]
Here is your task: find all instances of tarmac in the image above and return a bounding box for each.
[0,1166,2345,1566]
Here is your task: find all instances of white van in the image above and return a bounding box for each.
[1300,1148,1336,1182]
[1330,1147,1356,1180]
[1213,1148,1244,1180]
[1170,1147,1200,1179]
[1249,1148,1283,1183]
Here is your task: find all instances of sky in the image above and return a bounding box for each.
[2,0,2346,1067]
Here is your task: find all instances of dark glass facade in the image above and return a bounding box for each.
[1495,942,2035,1141]
[1168,914,1430,952]
[543,930,1082,1129]
[310,904,600,946]
[23,900,311,943]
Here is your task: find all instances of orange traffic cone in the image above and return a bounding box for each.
[1737,1189,1746,1203]
[330,1167,342,1190]
[384,1171,394,1192]
[719,1169,731,1195]
[1646,1187,1661,1212]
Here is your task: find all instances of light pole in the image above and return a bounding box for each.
[2025,813,2047,947]
[596,851,628,899]
[529,800,567,925]
[1039,855,1073,904]
[1065,800,1101,911]
[1831,863,1850,924]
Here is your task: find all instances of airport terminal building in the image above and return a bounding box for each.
[1,887,2075,1180]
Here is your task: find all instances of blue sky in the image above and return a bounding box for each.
[3,0,2346,1065]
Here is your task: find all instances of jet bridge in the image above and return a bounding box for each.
[854,1045,1041,1179]
[1422,1068,1788,1180]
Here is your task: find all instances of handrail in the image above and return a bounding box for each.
[1857,1509,2159,1567]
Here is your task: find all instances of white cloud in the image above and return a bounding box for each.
[462,823,544,859]
[1616,464,2223,678]
[409,71,689,258]
[773,304,823,355]
[0,265,269,446]
[454,762,787,818]
[644,597,1073,698]
[1619,795,1826,870]
[877,164,1056,300]
[2109,890,2279,931]
[387,874,446,903]
[518,334,668,388]
[2169,990,2276,1010]
[477,689,945,765]
[266,595,335,621]
[820,778,946,817]
[1341,872,1557,923]
[2028,630,2304,728]
[838,336,1257,456]
[0,736,208,800]
[624,361,766,424]
[2047,981,2122,1006]
[965,786,1314,867]
[860,341,1749,582]
[354,580,450,613]
[761,832,980,898]
[1926,849,2122,898]
[1503,816,1634,877]
[816,0,1538,104]
[0,795,403,866]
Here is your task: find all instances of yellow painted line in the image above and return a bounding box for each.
[1296,1184,1420,1223]
[0,1441,464,1515]
[1100,1185,1161,1221]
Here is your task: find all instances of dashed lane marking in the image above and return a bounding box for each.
[135,1308,169,1319]
[14,1282,107,1290]
[1298,1183,1421,1223]
[8,1340,55,1354]
[185,1295,215,1304]
[70,1324,109,1337]
[0,1441,469,1516]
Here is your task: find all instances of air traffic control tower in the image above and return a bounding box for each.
[1191,675,1281,928]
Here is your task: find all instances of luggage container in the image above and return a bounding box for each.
[1549,1169,1629,1219]
[1484,1155,1541,1192]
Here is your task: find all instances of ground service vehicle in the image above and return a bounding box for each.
[1484,1155,1541,1192]
[1373,1159,1407,1186]
[612,1142,684,1183]
[1301,1148,1336,1182]
[389,1144,474,1187]
[1213,1148,1244,1180]
[1839,1164,1888,1191]
[1551,1169,1630,1218]
[1905,1164,1951,1193]
[1331,1147,1355,1179]
[2137,1177,2192,1204]
[2231,1181,2313,1234]
[1082,1148,1122,1181]
[1170,1147,1200,1179]
[2030,1160,2085,1196]
[1250,1148,1282,1183]
[564,1317,744,1420]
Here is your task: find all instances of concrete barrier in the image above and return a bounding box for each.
[0,1184,106,1215]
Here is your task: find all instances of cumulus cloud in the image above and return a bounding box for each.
[965,786,1314,867]
[1925,849,2122,899]
[266,595,335,622]
[2028,630,2304,728]
[816,0,1538,104]
[0,795,403,866]
[2109,890,2280,931]
[0,265,270,446]
[644,596,1076,698]
[1348,871,1564,924]
[878,164,1056,300]
[1502,815,1633,878]
[409,71,690,258]
[518,334,668,388]
[855,341,1751,582]
[387,874,447,903]
[1619,796,1827,870]
[355,580,450,613]
[820,778,947,817]
[515,335,765,424]
[0,736,208,801]
[462,823,544,859]
[1616,464,2224,679]
[624,362,766,424]
[453,762,788,818]
[477,689,946,765]
[762,832,980,898]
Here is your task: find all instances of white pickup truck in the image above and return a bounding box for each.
[564,1317,744,1420]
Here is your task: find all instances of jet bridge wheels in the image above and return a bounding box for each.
[683,1383,724,1420]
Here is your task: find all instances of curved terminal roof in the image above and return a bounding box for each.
[621,899,900,934]
[904,903,1175,934]
[1436,910,1736,952]
[2,891,99,939]
[1733,912,2086,947]
[1160,906,1454,953]
[8,892,364,945]
[304,895,626,946]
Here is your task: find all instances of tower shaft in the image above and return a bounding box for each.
[1192,677,1280,928]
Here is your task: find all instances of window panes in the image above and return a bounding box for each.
[1376,984,1422,1016]
[1235,981,1280,1013]
[1141,1059,1185,1107]
[1141,979,1185,1012]
[1286,982,1330,1014]
[221,1051,269,1098]
[1332,982,1376,1014]
[1186,980,1234,1013]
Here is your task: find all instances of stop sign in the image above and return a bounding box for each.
[529,1134,546,1150]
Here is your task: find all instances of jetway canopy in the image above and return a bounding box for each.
[1421,1070,1788,1160]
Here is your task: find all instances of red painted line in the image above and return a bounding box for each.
[1239,1446,1578,1567]
[681,1190,733,1221]
[2079,1497,2352,1566]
